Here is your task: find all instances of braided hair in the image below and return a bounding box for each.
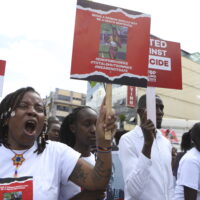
[59,106,96,148]
[0,87,47,154]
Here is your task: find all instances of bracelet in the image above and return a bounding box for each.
[96,146,112,153]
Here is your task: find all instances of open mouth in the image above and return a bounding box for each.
[24,120,37,134]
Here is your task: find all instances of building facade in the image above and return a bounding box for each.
[44,88,86,121]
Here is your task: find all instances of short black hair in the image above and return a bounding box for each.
[190,122,200,147]
[137,94,161,109]
[181,130,192,152]
[137,94,147,109]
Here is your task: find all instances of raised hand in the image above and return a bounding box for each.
[96,97,117,146]
[141,119,156,146]
[140,113,156,159]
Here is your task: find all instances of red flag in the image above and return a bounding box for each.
[160,129,179,144]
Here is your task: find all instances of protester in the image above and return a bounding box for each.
[173,130,192,179]
[46,116,61,141]
[0,87,116,200]
[174,122,200,200]
[118,94,174,200]
[59,106,99,200]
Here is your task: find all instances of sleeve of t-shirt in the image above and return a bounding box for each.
[55,142,81,185]
[178,157,200,191]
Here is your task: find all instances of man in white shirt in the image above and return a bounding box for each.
[119,94,174,200]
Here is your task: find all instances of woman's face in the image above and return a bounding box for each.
[73,108,97,147]
[7,91,45,150]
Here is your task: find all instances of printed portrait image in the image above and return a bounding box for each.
[3,191,22,200]
[99,23,128,60]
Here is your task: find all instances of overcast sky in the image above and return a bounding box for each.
[0,0,199,99]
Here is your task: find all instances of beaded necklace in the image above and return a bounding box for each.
[10,148,29,178]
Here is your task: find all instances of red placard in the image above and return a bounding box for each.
[0,60,6,97]
[148,36,182,89]
[71,0,151,88]
[0,60,6,76]
[126,86,136,107]
[0,177,33,200]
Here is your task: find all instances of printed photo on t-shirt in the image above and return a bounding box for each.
[0,176,33,200]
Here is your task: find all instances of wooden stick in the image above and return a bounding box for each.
[105,83,112,140]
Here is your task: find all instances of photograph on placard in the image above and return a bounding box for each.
[99,23,128,60]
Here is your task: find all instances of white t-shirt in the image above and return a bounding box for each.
[0,140,80,200]
[59,153,96,200]
[174,147,200,200]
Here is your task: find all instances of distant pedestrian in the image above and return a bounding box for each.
[47,116,61,141]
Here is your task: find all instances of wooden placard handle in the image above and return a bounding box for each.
[105,83,112,140]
